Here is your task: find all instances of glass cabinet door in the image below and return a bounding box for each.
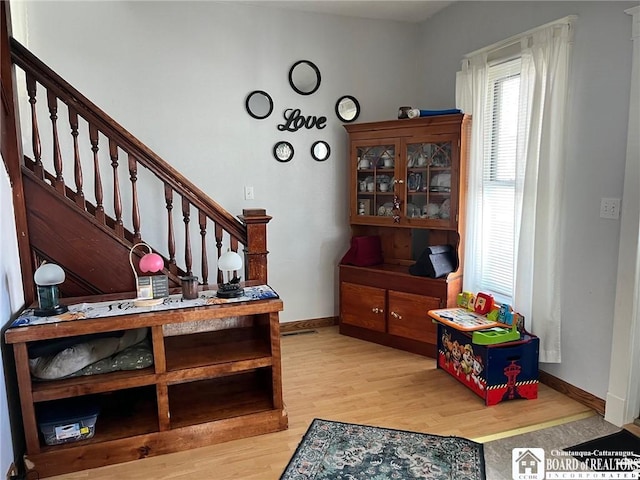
[355,143,397,219]
[352,136,458,227]
[404,140,453,223]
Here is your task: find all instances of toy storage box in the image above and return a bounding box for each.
[437,323,539,406]
[37,399,100,445]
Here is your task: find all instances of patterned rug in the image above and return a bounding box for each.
[280,419,486,480]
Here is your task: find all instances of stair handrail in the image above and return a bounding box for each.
[9,37,246,243]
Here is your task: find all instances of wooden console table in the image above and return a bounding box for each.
[5,288,287,478]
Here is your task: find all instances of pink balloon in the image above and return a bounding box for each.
[139,253,164,273]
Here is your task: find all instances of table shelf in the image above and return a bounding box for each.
[168,371,274,428]
[5,291,287,478]
[37,386,159,451]
[32,367,157,403]
[164,327,271,371]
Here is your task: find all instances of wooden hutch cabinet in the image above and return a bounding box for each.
[340,114,471,357]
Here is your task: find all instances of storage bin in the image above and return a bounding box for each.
[38,399,99,445]
[437,323,539,406]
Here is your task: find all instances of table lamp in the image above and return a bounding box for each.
[129,242,166,306]
[217,249,244,298]
[33,262,68,317]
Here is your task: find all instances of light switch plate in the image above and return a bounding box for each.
[600,197,621,219]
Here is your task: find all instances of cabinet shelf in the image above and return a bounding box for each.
[341,262,460,285]
[168,371,274,429]
[164,358,273,385]
[407,166,450,172]
[32,367,157,403]
[37,386,159,451]
[164,328,271,372]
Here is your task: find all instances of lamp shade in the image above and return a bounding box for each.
[217,250,242,271]
[34,263,65,286]
[139,252,164,273]
[129,242,164,276]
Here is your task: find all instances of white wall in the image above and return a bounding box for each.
[0,159,25,477]
[14,0,422,324]
[8,0,634,405]
[417,1,635,400]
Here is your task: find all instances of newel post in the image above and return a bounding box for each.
[238,208,272,284]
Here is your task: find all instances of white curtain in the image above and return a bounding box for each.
[455,55,488,310]
[456,18,574,363]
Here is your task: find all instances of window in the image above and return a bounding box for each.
[457,16,574,362]
[474,58,522,303]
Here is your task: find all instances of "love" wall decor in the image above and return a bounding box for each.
[277,108,327,132]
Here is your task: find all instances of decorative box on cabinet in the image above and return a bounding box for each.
[4,287,287,478]
[339,115,470,357]
[436,323,539,406]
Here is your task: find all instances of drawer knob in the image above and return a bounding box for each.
[391,311,402,319]
[371,307,384,314]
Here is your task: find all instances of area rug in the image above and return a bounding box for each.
[482,414,620,480]
[280,418,486,480]
[565,429,640,470]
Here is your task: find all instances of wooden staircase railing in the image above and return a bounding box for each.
[9,37,271,295]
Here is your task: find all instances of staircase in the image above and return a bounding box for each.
[5,37,271,301]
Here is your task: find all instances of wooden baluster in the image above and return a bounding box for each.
[68,107,85,209]
[46,89,65,192]
[109,140,124,237]
[199,211,208,285]
[25,74,42,179]
[89,124,105,224]
[128,154,141,244]
[182,197,192,276]
[164,184,176,274]
[215,224,223,284]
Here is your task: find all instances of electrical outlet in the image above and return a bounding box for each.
[600,197,621,219]
[244,186,254,200]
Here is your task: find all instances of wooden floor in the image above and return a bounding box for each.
[46,326,593,480]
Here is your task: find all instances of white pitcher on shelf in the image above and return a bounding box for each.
[358,157,371,169]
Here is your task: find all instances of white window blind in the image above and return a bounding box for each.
[475,58,522,301]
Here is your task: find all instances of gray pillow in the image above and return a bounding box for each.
[66,338,154,378]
